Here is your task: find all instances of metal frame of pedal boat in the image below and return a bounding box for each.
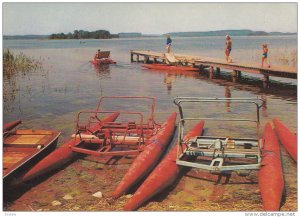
[173,97,264,174]
[70,96,160,156]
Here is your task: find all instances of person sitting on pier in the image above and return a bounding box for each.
[261,44,271,68]
[225,35,232,63]
[95,49,101,59]
[166,34,172,53]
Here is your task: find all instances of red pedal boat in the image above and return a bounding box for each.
[90,50,116,65]
[22,96,176,187]
[91,58,116,65]
[123,97,279,211]
[3,120,60,188]
[273,118,297,162]
[142,64,198,72]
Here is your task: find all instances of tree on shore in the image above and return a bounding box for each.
[49,29,118,39]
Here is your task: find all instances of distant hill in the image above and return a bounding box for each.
[166,29,296,37]
[118,32,142,38]
[3,35,49,40]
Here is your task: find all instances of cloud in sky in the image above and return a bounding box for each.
[3,2,297,35]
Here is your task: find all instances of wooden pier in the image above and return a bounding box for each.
[130,50,297,86]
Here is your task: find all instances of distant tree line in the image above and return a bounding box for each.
[49,30,119,39]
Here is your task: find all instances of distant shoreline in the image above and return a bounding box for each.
[3,35,297,41]
[3,29,296,40]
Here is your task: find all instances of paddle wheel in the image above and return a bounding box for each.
[173,97,264,174]
[70,96,160,156]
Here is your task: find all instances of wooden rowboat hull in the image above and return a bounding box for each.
[142,64,198,72]
[258,123,284,211]
[123,120,205,211]
[112,112,177,199]
[273,118,297,162]
[3,128,61,189]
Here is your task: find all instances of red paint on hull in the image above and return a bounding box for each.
[273,118,297,162]
[142,64,198,72]
[258,123,284,211]
[112,112,177,199]
[21,113,120,183]
[123,120,205,211]
[91,58,116,65]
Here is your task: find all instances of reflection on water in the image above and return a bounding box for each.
[92,64,111,79]
[225,85,231,112]
[164,74,176,94]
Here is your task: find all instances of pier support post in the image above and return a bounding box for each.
[216,67,221,77]
[263,73,269,88]
[231,70,239,82]
[237,71,242,79]
[199,65,204,73]
[136,55,140,62]
[209,66,214,79]
[130,51,134,62]
[154,58,157,63]
[144,56,149,64]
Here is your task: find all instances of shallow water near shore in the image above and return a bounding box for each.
[3,36,297,211]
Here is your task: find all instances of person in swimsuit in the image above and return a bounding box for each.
[95,49,101,59]
[261,44,271,68]
[166,34,172,53]
[225,35,232,63]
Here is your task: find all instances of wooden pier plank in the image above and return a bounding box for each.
[131,50,297,79]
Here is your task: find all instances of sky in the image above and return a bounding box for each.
[2,2,298,35]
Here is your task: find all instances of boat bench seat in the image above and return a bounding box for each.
[4,134,51,148]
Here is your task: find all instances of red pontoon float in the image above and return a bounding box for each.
[273,118,297,162]
[259,123,284,211]
[124,120,205,211]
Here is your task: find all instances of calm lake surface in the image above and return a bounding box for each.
[3,36,297,211]
[3,36,297,139]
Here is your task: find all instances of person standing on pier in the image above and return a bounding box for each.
[166,34,172,53]
[225,35,232,63]
[261,44,271,68]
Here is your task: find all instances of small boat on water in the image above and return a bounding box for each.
[123,97,284,211]
[90,51,116,65]
[142,52,198,72]
[3,120,60,188]
[142,63,198,72]
[22,96,176,187]
[273,118,297,162]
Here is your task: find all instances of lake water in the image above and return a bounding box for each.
[3,36,297,138]
[2,36,297,211]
